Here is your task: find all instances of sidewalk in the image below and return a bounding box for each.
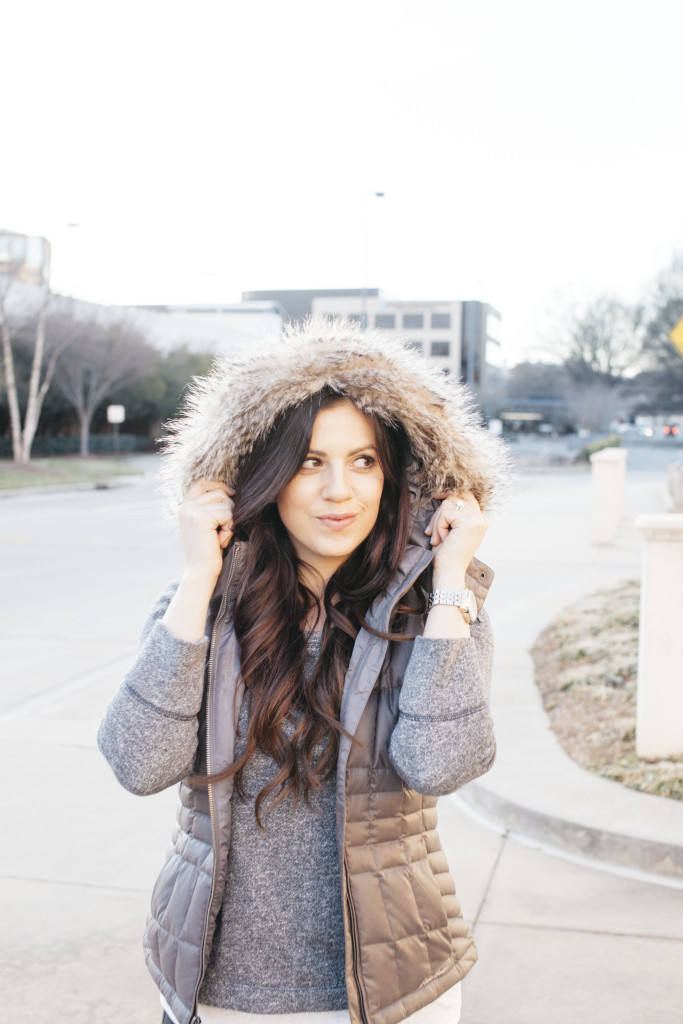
[462,462,683,885]
[1,456,682,1023]
[452,460,683,1022]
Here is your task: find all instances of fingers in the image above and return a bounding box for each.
[178,479,237,574]
[216,522,234,548]
[186,478,235,500]
[424,491,486,547]
[184,480,236,528]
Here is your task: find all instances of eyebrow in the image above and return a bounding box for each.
[306,445,378,456]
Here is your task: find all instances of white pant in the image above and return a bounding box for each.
[163,983,462,1024]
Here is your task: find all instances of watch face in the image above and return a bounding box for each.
[466,591,478,623]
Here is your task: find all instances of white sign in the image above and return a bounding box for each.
[107,405,125,424]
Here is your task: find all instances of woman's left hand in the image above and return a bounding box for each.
[424,490,488,583]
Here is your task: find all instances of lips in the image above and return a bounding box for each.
[316,514,358,530]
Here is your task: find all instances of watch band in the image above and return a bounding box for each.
[427,588,476,623]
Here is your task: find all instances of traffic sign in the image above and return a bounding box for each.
[670,315,683,357]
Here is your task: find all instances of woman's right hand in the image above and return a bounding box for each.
[163,480,235,642]
[178,479,236,584]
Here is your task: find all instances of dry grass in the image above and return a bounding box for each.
[0,457,142,491]
[532,579,683,801]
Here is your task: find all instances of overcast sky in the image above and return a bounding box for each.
[3,0,682,365]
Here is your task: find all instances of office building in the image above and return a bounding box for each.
[243,288,503,410]
[131,301,284,356]
[0,230,51,287]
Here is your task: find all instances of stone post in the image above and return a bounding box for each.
[589,447,628,544]
[669,463,683,511]
[635,514,683,759]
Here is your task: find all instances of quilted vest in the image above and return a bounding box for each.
[143,533,492,1024]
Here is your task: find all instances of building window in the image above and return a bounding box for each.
[431,312,451,329]
[406,340,423,352]
[403,313,424,329]
[375,313,395,328]
[431,341,450,357]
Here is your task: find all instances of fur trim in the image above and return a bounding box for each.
[159,316,510,511]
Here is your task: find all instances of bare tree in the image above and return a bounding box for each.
[568,379,631,433]
[506,360,571,399]
[0,275,76,463]
[641,251,683,369]
[54,316,156,455]
[623,252,683,415]
[546,295,644,385]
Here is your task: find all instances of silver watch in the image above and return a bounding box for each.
[427,588,478,624]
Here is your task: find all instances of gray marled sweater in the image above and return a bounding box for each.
[200,631,347,1013]
[98,581,494,1015]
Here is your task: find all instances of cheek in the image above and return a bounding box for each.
[276,480,309,526]
[364,474,385,516]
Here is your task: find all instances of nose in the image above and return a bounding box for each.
[321,463,354,503]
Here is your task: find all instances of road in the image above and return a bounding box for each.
[1,457,182,1022]
[1,458,181,714]
[509,435,682,472]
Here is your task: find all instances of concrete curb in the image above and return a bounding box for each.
[0,475,143,499]
[470,466,683,891]
[459,780,683,886]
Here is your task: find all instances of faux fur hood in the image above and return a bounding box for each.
[159,316,509,511]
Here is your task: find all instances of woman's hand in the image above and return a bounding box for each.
[178,479,235,584]
[424,490,488,588]
[162,480,235,643]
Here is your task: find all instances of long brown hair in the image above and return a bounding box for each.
[193,389,418,826]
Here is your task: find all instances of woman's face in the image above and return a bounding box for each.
[276,400,385,584]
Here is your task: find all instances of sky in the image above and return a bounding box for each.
[3,0,682,366]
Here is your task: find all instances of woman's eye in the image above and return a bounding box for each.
[355,455,376,468]
[302,457,321,469]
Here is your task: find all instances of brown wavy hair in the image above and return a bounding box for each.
[193,389,422,826]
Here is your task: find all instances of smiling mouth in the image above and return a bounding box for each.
[316,514,358,529]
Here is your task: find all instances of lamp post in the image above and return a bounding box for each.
[361,191,385,326]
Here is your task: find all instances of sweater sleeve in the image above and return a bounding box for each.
[388,607,495,796]
[97,581,209,796]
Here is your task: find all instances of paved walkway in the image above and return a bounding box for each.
[464,463,683,883]
[452,460,683,1022]
[1,454,682,1023]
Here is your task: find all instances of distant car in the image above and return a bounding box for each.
[663,425,680,437]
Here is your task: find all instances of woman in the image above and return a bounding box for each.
[98,317,507,1024]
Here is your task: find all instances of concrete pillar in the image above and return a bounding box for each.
[669,463,683,511]
[589,447,628,544]
[635,514,683,759]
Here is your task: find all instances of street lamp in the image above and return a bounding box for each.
[361,191,385,325]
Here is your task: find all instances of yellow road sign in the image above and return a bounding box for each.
[670,315,683,357]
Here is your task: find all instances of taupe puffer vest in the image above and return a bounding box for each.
[144,513,493,1024]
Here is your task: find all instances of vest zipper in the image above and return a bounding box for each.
[190,543,241,1024]
[345,860,370,1024]
[342,548,432,1024]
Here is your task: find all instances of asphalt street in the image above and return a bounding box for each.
[1,451,682,1023]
